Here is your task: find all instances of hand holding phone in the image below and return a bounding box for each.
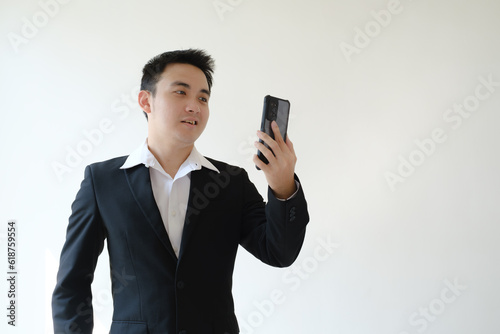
[254,95,297,198]
[256,95,290,169]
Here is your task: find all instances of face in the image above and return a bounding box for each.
[140,63,211,148]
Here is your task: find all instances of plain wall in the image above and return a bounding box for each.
[1,0,499,333]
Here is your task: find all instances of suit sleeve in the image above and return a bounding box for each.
[52,165,106,334]
[239,172,309,267]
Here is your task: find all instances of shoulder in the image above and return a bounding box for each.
[204,157,248,178]
[86,156,128,175]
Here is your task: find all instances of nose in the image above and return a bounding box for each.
[186,99,200,113]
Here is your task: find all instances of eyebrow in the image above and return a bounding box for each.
[171,81,210,96]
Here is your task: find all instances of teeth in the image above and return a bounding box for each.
[184,120,196,125]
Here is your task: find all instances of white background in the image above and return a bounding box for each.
[1,0,499,333]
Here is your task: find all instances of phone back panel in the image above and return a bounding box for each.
[257,95,290,165]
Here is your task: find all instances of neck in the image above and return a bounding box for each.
[147,137,193,178]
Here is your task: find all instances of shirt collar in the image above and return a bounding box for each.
[120,139,219,174]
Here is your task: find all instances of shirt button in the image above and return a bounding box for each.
[177,281,185,289]
[172,210,177,217]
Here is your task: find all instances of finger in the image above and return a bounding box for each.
[271,121,285,146]
[253,154,268,171]
[254,140,276,164]
[257,129,273,143]
[285,134,295,155]
[271,121,292,156]
[257,130,281,157]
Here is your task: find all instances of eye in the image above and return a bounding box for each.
[199,96,208,103]
[175,90,186,95]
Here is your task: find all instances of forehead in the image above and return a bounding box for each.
[159,63,208,89]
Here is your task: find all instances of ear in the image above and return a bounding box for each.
[138,90,152,115]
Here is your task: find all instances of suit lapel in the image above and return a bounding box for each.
[178,167,210,261]
[124,165,177,260]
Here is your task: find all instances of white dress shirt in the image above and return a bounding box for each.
[120,139,219,257]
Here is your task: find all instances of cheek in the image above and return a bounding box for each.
[199,108,209,125]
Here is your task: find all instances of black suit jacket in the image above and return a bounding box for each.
[52,156,309,334]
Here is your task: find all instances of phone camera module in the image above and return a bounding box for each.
[267,100,278,121]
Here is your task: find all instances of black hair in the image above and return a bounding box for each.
[140,49,215,119]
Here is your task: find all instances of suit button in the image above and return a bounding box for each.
[289,206,296,221]
[177,281,185,289]
[179,330,187,334]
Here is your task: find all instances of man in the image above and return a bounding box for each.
[52,49,309,334]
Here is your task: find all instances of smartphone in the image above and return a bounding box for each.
[256,95,290,169]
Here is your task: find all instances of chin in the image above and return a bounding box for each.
[177,135,201,145]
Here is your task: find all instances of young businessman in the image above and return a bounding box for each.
[52,49,309,334]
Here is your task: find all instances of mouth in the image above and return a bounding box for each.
[181,120,197,125]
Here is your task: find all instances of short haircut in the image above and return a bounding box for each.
[140,49,215,119]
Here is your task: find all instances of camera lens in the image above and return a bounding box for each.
[267,99,278,121]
